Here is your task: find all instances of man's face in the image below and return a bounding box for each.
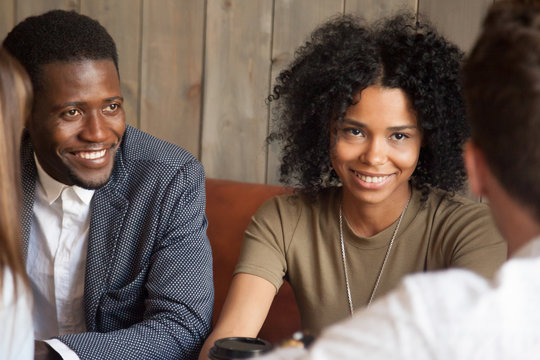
[30,59,126,189]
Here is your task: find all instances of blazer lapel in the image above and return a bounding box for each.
[83,151,129,331]
[20,131,37,262]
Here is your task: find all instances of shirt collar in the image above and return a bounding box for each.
[34,154,95,205]
[512,234,540,259]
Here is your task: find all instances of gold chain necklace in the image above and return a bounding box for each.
[339,195,411,315]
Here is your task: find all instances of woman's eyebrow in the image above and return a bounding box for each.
[343,119,417,131]
[342,118,366,127]
[388,125,418,131]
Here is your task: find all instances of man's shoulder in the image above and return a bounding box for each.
[120,126,198,168]
[400,267,492,304]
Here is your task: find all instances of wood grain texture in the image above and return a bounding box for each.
[82,0,142,129]
[419,0,493,52]
[201,0,273,182]
[7,0,493,186]
[140,0,205,158]
[266,0,344,185]
[344,0,417,21]
[16,0,79,20]
[0,0,15,41]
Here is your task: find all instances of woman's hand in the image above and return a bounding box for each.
[198,273,277,359]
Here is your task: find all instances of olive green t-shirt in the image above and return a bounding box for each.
[234,186,506,335]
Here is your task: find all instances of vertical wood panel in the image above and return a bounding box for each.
[202,0,273,182]
[419,0,493,51]
[266,0,344,184]
[344,0,417,21]
[8,0,493,185]
[0,0,15,41]
[82,0,142,129]
[16,0,79,20]
[140,0,205,158]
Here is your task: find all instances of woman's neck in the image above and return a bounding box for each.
[342,186,411,237]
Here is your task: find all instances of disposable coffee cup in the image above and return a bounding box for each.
[209,337,273,359]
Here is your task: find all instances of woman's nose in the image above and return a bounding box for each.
[361,138,387,165]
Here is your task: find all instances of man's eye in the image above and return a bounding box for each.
[65,109,80,117]
[105,103,120,113]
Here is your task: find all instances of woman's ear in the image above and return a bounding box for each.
[463,140,487,197]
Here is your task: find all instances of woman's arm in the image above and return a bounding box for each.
[199,273,277,360]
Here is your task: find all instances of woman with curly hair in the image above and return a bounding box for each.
[200,13,506,357]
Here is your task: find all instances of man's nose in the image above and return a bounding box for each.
[79,111,107,142]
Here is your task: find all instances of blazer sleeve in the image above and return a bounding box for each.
[56,159,214,360]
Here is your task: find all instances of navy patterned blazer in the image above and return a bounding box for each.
[20,126,214,359]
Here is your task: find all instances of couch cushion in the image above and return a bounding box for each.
[205,178,301,343]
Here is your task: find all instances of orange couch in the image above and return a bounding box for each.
[205,178,301,343]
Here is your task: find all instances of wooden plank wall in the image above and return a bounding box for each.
[1,0,494,185]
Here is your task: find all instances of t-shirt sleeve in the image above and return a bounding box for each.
[438,200,507,278]
[234,195,300,292]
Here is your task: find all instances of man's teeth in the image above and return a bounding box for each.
[77,149,106,159]
[355,172,388,183]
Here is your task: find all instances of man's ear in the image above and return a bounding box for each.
[463,140,488,197]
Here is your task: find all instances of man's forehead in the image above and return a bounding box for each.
[37,59,118,87]
[36,59,116,85]
[34,59,122,106]
[41,59,117,76]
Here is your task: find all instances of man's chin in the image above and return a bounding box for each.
[69,171,112,190]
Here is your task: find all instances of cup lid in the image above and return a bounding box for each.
[210,337,273,359]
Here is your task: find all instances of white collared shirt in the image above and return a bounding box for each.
[27,156,94,359]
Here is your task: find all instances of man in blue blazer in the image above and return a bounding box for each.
[4,10,213,360]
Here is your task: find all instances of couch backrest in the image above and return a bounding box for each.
[205,178,301,343]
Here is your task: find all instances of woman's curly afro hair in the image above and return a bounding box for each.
[268,13,468,200]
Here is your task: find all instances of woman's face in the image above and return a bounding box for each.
[331,85,422,208]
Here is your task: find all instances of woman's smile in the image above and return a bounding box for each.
[351,169,394,188]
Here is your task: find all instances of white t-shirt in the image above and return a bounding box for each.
[264,236,540,360]
[0,269,33,360]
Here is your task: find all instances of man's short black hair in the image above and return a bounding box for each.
[463,0,540,221]
[3,9,118,92]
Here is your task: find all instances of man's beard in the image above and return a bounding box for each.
[68,167,112,190]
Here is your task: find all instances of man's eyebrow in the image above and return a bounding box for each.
[51,96,123,112]
[105,96,123,102]
[51,101,85,112]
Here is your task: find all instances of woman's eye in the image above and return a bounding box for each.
[345,128,363,136]
[391,133,409,141]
